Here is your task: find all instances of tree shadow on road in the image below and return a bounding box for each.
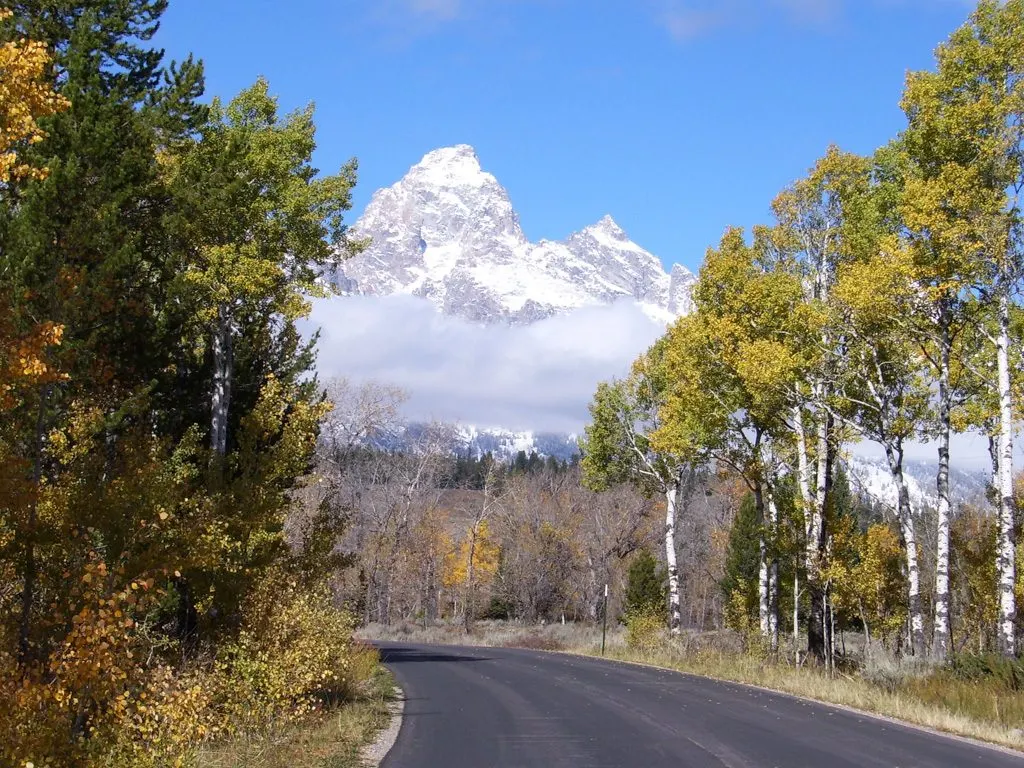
[379,646,492,664]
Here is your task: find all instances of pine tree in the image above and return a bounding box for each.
[721,494,761,631]
[624,549,666,619]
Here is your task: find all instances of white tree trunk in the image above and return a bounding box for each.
[996,292,1016,656]
[884,443,925,656]
[758,531,769,637]
[766,489,779,651]
[665,484,682,634]
[933,322,952,659]
[793,570,800,665]
[210,304,233,456]
[793,405,815,563]
[812,394,828,557]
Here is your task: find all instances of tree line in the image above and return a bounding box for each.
[582,0,1024,663]
[0,1,369,763]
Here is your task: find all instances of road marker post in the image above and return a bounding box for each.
[601,583,608,656]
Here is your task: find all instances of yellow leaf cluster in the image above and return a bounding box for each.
[0,321,66,411]
[443,520,500,589]
[0,561,212,768]
[0,9,69,184]
[212,573,365,734]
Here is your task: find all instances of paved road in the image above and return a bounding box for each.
[377,642,1024,767]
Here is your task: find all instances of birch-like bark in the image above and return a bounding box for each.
[996,291,1016,656]
[756,486,769,638]
[793,570,800,665]
[210,304,233,456]
[884,443,925,656]
[766,489,779,653]
[806,395,829,663]
[464,523,478,633]
[794,405,811,520]
[812,395,828,554]
[792,405,814,555]
[665,483,682,635]
[932,320,952,659]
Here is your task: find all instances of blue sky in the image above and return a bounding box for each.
[155,0,972,273]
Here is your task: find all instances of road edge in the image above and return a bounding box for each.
[361,682,405,767]
[556,648,1024,759]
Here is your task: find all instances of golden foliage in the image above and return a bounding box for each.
[835,524,908,648]
[443,519,500,589]
[0,561,213,768]
[624,608,664,653]
[213,573,362,736]
[0,9,69,184]
[0,564,366,767]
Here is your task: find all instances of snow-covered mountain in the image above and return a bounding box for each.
[450,426,579,461]
[334,145,694,325]
[845,455,989,514]
[385,423,580,462]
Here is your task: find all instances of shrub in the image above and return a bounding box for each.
[0,562,214,768]
[0,564,373,767]
[625,609,664,653]
[213,573,363,736]
[948,653,1024,690]
[624,549,665,619]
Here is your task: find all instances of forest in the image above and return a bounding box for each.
[0,0,374,764]
[3,0,1024,764]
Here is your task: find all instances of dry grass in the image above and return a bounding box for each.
[360,620,1024,752]
[358,618,604,650]
[197,645,395,768]
[578,641,1024,752]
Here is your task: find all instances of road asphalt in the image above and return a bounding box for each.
[377,642,1024,768]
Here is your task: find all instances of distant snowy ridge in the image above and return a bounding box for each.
[844,455,989,514]
[390,423,580,462]
[334,145,695,325]
[371,421,991,500]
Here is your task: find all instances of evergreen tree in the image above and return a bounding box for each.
[721,494,761,630]
[513,449,528,474]
[624,549,666,618]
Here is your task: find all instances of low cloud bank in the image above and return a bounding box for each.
[303,294,1005,471]
[303,294,664,434]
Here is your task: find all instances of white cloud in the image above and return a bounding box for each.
[303,295,664,433]
[406,0,462,20]
[655,0,953,41]
[661,6,731,40]
[302,293,1012,473]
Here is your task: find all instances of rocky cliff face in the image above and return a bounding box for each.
[334,144,694,325]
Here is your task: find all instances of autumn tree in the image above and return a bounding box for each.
[654,225,807,653]
[829,154,933,656]
[163,78,361,457]
[0,1,367,759]
[582,341,701,635]
[0,8,68,186]
[900,0,1024,656]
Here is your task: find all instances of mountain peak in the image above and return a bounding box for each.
[336,146,695,325]
[590,214,626,238]
[411,144,486,184]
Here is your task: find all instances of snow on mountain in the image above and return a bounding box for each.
[335,145,695,325]
[450,425,579,461]
[844,455,989,514]
[376,423,581,462]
